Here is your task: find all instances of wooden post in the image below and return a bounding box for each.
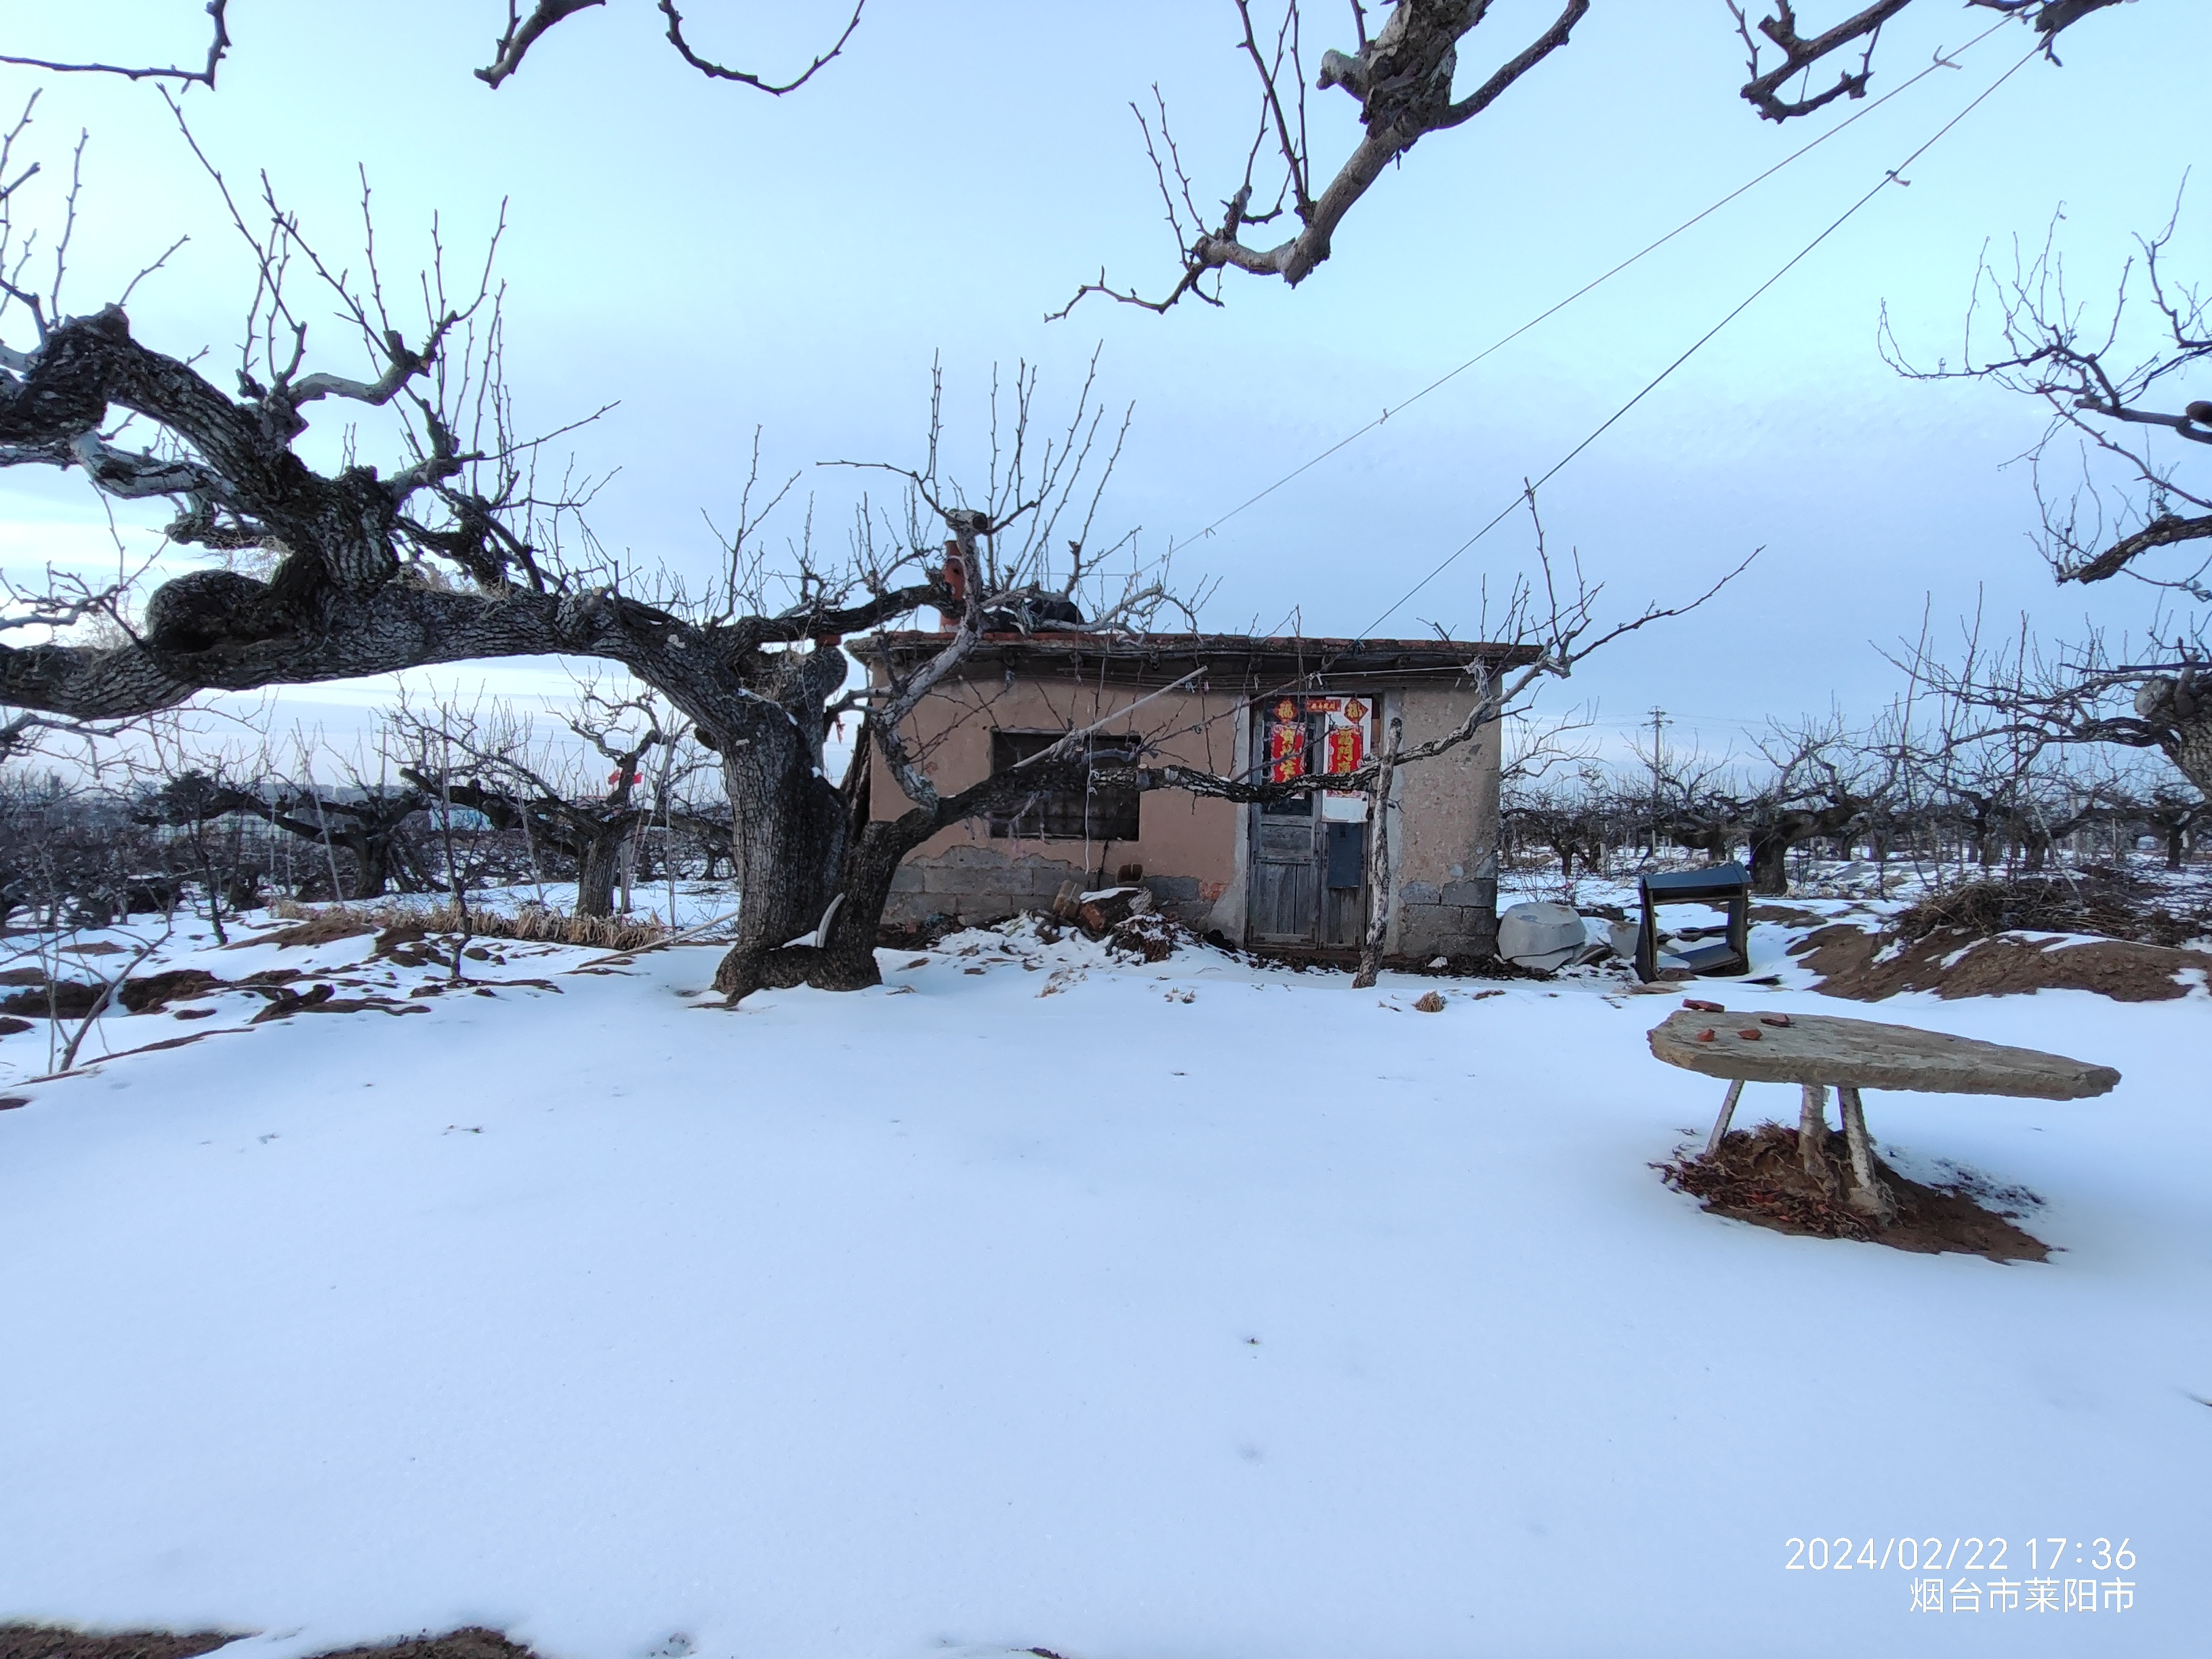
[1704,1078,1744,1159]
[1351,714,1402,991]
[1798,1082,1839,1193]
[1836,1084,1894,1222]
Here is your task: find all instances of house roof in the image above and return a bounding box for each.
[858,631,1544,687]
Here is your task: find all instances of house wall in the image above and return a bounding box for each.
[872,674,1243,930]
[1210,699,1254,941]
[1386,684,1504,963]
[869,663,1502,960]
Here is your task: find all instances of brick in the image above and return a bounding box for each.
[1399,881,1441,905]
[1396,897,1500,960]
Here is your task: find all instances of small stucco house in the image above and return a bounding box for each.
[858,632,1538,964]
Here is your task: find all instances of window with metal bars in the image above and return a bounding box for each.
[986,730,1142,841]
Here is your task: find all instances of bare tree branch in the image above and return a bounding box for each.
[1883,197,2212,591]
[1731,1,2125,123]
[477,0,865,92]
[655,1,865,93]
[1057,0,1589,316]
[0,1,230,90]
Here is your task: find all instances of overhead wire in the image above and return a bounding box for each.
[1120,35,2038,779]
[1058,23,2036,783]
[1359,33,2044,638]
[1168,16,2016,559]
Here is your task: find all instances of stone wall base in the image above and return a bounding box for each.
[884,844,1223,932]
[1394,875,1500,962]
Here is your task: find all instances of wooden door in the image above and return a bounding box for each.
[1246,696,1379,949]
[1250,797,1320,943]
[1248,704,1322,943]
[1319,820,1367,947]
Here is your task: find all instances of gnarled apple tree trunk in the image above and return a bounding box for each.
[710,720,1101,1004]
[710,739,852,998]
[574,829,625,918]
[1748,830,1790,897]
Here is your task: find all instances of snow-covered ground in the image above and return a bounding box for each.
[1504,850,2212,916]
[0,900,2205,1658]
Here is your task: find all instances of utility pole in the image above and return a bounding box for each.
[1645,707,1671,791]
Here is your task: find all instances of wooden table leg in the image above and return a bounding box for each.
[1704,1078,1744,1159]
[1836,1084,1894,1222]
[1799,1082,1839,1192]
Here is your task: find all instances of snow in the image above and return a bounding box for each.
[0,902,2205,1657]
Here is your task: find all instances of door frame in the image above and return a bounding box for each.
[1242,692,1385,949]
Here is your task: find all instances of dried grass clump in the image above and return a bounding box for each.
[266,899,669,953]
[1893,869,2212,949]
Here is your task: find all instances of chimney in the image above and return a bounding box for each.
[937,537,966,632]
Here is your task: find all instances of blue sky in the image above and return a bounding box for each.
[2,1,2205,767]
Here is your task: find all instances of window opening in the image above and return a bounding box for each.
[988,730,1141,841]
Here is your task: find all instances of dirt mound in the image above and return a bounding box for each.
[248,912,379,949]
[117,968,228,1013]
[0,1630,238,1659]
[310,1630,540,1659]
[1747,902,1835,928]
[1795,922,2212,1002]
[0,1632,538,1659]
[374,924,441,968]
[0,981,102,1019]
[1658,1124,2049,1262]
[246,981,430,1023]
[1895,867,2212,948]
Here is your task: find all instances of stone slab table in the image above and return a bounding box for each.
[1647,1006,2121,1219]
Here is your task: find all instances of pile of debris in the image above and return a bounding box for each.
[1892,867,2212,949]
[1495,901,1623,973]
[0,1626,539,1659]
[1796,869,2212,1003]
[1794,922,2212,1002]
[1046,884,1183,964]
[1658,1125,2049,1262]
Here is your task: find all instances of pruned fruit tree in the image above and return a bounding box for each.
[1887,199,2212,797]
[0,41,1744,998]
